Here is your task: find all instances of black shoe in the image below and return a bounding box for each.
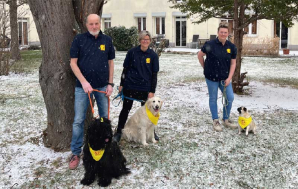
[154,131,159,141]
[113,133,122,143]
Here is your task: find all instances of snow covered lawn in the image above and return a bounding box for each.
[1,52,298,188]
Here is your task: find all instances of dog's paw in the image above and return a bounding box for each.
[152,139,157,143]
[98,177,112,187]
[81,178,94,186]
[142,142,149,146]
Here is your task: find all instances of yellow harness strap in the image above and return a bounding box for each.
[238,116,252,129]
[89,143,105,161]
[146,104,160,125]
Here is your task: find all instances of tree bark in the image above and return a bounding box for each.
[232,1,247,93]
[28,0,105,151]
[28,0,76,151]
[9,0,21,60]
[72,0,105,33]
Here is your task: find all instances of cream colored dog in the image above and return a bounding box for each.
[237,106,257,136]
[122,97,163,146]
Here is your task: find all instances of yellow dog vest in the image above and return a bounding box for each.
[146,104,160,125]
[89,144,105,161]
[238,116,252,129]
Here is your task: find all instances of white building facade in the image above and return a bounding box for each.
[2,1,297,50]
[0,2,39,47]
[102,0,298,50]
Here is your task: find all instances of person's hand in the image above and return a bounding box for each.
[81,82,93,93]
[224,78,231,87]
[148,92,154,99]
[106,85,113,97]
[118,86,123,93]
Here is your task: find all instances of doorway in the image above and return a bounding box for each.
[175,16,186,47]
[18,18,28,46]
[275,22,288,49]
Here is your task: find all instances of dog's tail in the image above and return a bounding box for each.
[113,166,131,179]
[122,167,131,176]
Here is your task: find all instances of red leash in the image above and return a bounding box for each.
[88,89,110,119]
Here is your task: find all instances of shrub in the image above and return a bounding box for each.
[0,51,10,75]
[28,45,41,50]
[230,36,279,56]
[104,26,138,51]
[241,36,279,56]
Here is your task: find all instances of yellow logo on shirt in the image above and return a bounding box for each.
[100,45,105,51]
[227,48,231,53]
[146,58,151,63]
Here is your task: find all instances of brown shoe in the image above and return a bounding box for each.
[213,119,222,132]
[222,119,238,129]
[69,155,80,170]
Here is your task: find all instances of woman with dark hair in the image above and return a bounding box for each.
[113,30,159,142]
[197,21,238,132]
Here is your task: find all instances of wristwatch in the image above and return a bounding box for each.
[108,83,114,87]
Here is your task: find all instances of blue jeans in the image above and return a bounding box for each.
[70,86,108,156]
[205,78,234,120]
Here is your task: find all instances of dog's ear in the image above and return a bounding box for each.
[145,98,151,107]
[101,117,111,124]
[243,107,247,112]
[237,107,241,114]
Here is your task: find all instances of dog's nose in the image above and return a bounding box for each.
[155,105,159,109]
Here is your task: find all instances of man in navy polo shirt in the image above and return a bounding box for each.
[198,21,238,132]
[69,14,115,169]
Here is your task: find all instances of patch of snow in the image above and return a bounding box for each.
[1,52,298,188]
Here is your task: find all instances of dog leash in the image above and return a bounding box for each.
[221,81,229,118]
[88,89,110,119]
[112,90,145,107]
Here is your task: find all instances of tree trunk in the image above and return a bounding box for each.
[28,0,105,151]
[72,0,105,33]
[232,1,247,93]
[28,0,76,151]
[9,0,21,60]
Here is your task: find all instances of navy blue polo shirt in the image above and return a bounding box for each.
[123,45,159,91]
[201,38,237,81]
[70,31,115,88]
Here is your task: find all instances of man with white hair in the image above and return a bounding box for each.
[69,14,115,170]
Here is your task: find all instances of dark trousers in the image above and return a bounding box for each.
[116,89,148,134]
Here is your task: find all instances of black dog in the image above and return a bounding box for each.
[81,117,130,187]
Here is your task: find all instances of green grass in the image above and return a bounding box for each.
[251,77,298,89]
[182,75,205,83]
[10,50,42,73]
[262,77,298,89]
[6,51,298,89]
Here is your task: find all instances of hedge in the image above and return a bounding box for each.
[104,26,138,51]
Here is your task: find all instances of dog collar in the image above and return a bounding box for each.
[238,116,252,129]
[88,143,105,161]
[145,104,160,125]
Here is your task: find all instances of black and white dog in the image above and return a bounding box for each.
[81,117,130,187]
[237,106,257,136]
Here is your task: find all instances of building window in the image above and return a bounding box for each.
[244,20,257,35]
[104,18,111,30]
[18,18,28,46]
[137,17,146,32]
[155,17,165,35]
[220,19,234,35]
